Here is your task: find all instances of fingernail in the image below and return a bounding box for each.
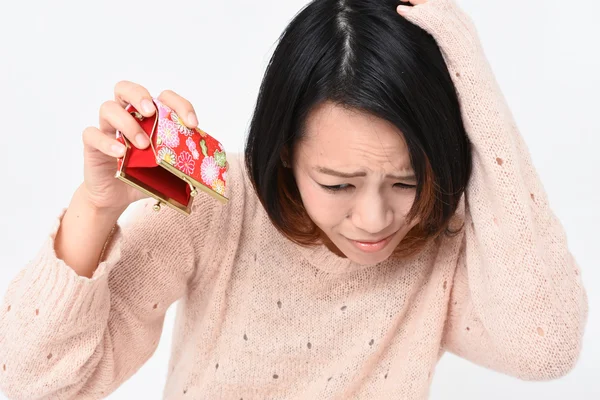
[187,112,198,127]
[111,144,126,156]
[136,133,150,148]
[397,5,411,13]
[141,99,155,115]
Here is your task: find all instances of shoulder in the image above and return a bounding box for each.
[186,151,260,247]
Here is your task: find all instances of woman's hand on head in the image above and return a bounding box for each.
[80,80,200,214]
[397,0,428,16]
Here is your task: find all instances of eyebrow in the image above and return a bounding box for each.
[315,166,416,181]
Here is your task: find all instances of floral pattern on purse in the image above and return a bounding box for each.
[115,98,228,215]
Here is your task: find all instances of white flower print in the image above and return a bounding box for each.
[157,147,177,165]
[201,156,220,186]
[171,111,193,136]
[158,118,180,148]
[177,151,195,175]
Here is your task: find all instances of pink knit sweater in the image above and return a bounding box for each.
[0,1,588,399]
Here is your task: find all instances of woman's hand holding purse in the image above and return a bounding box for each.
[81,81,200,214]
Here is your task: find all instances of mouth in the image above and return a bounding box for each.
[347,231,397,253]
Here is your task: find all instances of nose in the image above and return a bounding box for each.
[350,191,393,235]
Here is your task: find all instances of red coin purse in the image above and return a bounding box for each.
[114,98,228,215]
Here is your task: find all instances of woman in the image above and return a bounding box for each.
[0,0,588,398]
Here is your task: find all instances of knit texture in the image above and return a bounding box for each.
[0,0,588,399]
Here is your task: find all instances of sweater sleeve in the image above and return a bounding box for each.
[0,195,222,399]
[402,0,589,380]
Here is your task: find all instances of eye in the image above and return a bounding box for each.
[320,184,353,192]
[394,183,417,189]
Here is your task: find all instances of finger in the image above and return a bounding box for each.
[157,89,198,128]
[82,126,127,158]
[114,80,156,118]
[99,100,151,149]
[398,0,427,14]
[397,4,412,14]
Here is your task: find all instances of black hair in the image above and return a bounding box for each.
[244,0,472,256]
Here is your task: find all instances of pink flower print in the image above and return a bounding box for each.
[157,147,177,165]
[158,118,180,148]
[185,137,200,159]
[201,156,220,186]
[186,137,196,150]
[156,101,170,119]
[186,137,199,160]
[211,178,225,196]
[177,151,195,175]
[171,112,193,136]
[222,170,227,183]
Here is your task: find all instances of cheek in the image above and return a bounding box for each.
[297,180,347,226]
[399,195,421,231]
[396,193,417,218]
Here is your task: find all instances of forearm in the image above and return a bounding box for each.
[55,184,125,278]
[403,0,588,378]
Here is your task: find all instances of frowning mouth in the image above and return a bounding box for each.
[346,231,397,253]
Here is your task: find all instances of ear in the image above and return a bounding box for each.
[281,146,291,168]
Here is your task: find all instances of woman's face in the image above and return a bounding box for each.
[292,101,421,265]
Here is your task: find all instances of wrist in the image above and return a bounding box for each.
[76,184,127,220]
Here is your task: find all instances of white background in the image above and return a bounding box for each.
[0,0,598,399]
